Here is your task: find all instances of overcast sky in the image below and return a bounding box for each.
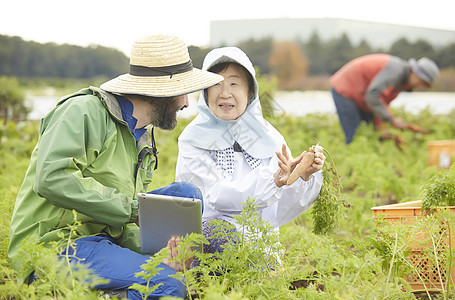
[2,0,454,55]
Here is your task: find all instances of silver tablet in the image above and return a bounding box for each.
[137,193,202,254]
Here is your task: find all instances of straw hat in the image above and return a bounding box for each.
[100,35,223,97]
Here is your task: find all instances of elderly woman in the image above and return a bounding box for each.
[176,47,325,253]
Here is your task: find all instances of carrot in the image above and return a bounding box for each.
[406,123,429,134]
[286,151,315,185]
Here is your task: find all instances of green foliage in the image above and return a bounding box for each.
[188,46,212,69]
[19,77,109,96]
[237,38,274,74]
[372,210,455,298]
[129,198,290,299]
[256,68,278,118]
[324,33,354,74]
[370,217,415,281]
[0,120,39,260]
[150,119,192,189]
[302,31,327,76]
[0,34,128,79]
[3,103,455,297]
[312,163,344,235]
[282,225,412,299]
[0,76,29,122]
[389,38,435,62]
[0,211,107,299]
[421,164,455,209]
[178,198,296,299]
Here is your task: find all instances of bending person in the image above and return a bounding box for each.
[330,54,439,144]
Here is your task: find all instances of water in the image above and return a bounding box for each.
[27,91,455,120]
[26,96,61,120]
[273,90,455,116]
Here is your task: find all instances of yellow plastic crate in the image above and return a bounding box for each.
[427,140,455,168]
[372,200,455,291]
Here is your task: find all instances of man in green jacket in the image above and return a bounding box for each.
[8,35,223,299]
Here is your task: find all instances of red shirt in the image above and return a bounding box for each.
[330,54,410,122]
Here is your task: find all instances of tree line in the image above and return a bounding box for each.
[1,32,455,122]
[190,32,455,75]
[0,35,128,79]
[189,32,455,90]
[1,32,454,89]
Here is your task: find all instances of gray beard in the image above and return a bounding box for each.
[151,101,178,130]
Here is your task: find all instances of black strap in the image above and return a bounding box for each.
[150,127,159,170]
[233,141,243,152]
[134,147,152,179]
[133,127,159,179]
[129,60,193,78]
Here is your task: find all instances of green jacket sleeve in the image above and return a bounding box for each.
[34,95,138,227]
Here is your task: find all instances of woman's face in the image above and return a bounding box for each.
[207,64,251,120]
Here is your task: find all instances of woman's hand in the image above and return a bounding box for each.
[274,144,326,186]
[274,144,292,187]
[301,145,325,181]
[292,145,326,182]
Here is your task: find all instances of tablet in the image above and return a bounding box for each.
[137,193,203,254]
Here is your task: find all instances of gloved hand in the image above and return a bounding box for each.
[406,123,429,134]
[391,117,407,130]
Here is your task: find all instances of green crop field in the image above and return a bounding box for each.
[2,105,455,299]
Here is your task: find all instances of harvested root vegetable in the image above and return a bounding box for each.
[406,123,429,134]
[379,131,408,151]
[286,151,315,185]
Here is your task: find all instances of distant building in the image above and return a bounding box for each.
[210,18,455,49]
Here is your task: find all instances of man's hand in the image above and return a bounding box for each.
[391,117,407,130]
[162,237,193,272]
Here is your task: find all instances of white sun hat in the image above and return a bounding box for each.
[101,35,223,97]
[409,57,440,87]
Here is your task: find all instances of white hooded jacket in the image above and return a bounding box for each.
[176,47,322,229]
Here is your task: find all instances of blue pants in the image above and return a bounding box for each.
[331,87,374,144]
[63,236,184,299]
[32,182,203,300]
